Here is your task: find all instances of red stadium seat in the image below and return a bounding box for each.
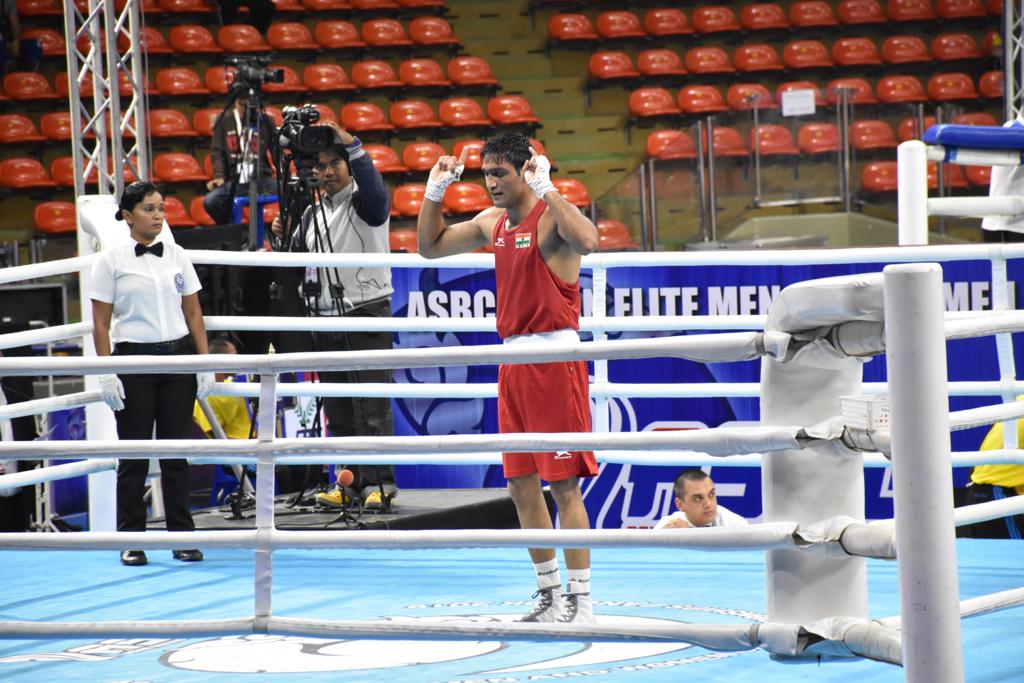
[727,83,776,110]
[351,0,398,9]
[340,102,395,132]
[987,0,1001,13]
[267,22,319,50]
[678,85,728,114]
[952,112,998,126]
[629,87,682,117]
[777,81,827,106]
[643,8,693,36]
[646,129,698,160]
[303,0,351,10]
[0,114,46,143]
[119,26,173,55]
[850,119,898,150]
[982,31,1001,58]
[927,72,979,100]
[789,1,839,26]
[153,152,210,182]
[204,66,236,94]
[443,182,491,214]
[409,17,460,46]
[0,157,57,188]
[965,165,991,187]
[930,162,968,189]
[838,0,886,23]
[389,100,443,130]
[303,63,357,92]
[861,161,898,192]
[163,196,197,228]
[260,65,305,93]
[452,139,485,169]
[692,6,742,33]
[362,18,413,47]
[364,144,408,174]
[169,24,222,53]
[734,44,784,72]
[979,70,1003,99]
[887,0,935,21]
[22,28,64,56]
[156,67,210,95]
[783,40,834,69]
[590,51,641,80]
[931,33,981,61]
[393,183,426,217]
[351,60,403,89]
[218,24,271,52]
[401,141,444,171]
[488,95,540,125]
[548,13,598,41]
[3,72,58,100]
[399,58,450,88]
[595,10,646,39]
[50,156,86,187]
[190,197,216,226]
[439,98,492,127]
[797,122,840,154]
[14,0,61,15]
[882,35,932,64]
[826,77,878,104]
[158,0,213,11]
[553,178,591,208]
[389,228,418,253]
[40,112,88,141]
[936,0,985,17]
[897,115,937,141]
[636,49,686,77]
[399,0,444,7]
[310,103,338,124]
[832,37,882,66]
[740,3,790,30]
[597,219,640,251]
[315,20,366,49]
[685,47,734,74]
[33,201,76,234]
[877,75,927,102]
[750,124,800,156]
[192,108,222,136]
[447,56,499,87]
[148,108,199,138]
[710,127,749,157]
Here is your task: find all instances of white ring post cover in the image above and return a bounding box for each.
[760,274,875,651]
[883,263,964,683]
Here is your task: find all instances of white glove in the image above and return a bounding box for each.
[196,372,216,400]
[524,153,557,200]
[424,152,466,203]
[98,374,125,411]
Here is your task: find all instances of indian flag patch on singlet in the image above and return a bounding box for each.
[515,234,531,249]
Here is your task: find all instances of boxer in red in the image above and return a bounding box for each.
[417,132,600,623]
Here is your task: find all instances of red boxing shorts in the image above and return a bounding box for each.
[498,359,598,482]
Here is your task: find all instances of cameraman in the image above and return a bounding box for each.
[269,121,399,510]
[204,96,278,227]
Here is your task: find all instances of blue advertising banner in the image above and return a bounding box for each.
[390,258,1024,526]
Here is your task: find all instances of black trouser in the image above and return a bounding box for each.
[314,298,395,491]
[113,341,197,533]
[955,483,1024,539]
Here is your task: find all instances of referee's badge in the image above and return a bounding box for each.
[174,273,185,293]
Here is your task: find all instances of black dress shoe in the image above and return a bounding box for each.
[172,549,204,562]
[120,550,148,566]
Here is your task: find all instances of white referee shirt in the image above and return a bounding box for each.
[653,505,748,529]
[90,240,201,344]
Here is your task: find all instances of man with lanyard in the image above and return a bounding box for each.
[204,96,277,227]
[269,121,398,510]
[416,133,601,624]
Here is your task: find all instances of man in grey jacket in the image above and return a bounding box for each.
[270,122,397,509]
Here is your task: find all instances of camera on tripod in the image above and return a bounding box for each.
[226,55,284,90]
[278,104,336,156]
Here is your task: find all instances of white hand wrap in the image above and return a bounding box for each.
[196,372,216,400]
[424,163,464,203]
[98,374,125,411]
[526,154,557,200]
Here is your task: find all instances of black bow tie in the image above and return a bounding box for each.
[135,242,163,258]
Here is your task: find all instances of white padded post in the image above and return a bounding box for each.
[898,140,929,246]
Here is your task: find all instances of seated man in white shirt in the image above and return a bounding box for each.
[654,469,748,529]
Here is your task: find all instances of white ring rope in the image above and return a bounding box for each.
[0,389,101,420]
[0,458,116,489]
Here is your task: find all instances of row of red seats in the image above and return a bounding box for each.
[0,54,499,100]
[629,71,1002,118]
[590,33,996,82]
[861,160,990,191]
[550,0,997,42]
[646,112,997,160]
[18,0,446,16]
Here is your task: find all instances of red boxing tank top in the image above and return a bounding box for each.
[493,200,581,339]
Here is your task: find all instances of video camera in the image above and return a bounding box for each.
[277,104,336,156]
[225,55,284,91]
